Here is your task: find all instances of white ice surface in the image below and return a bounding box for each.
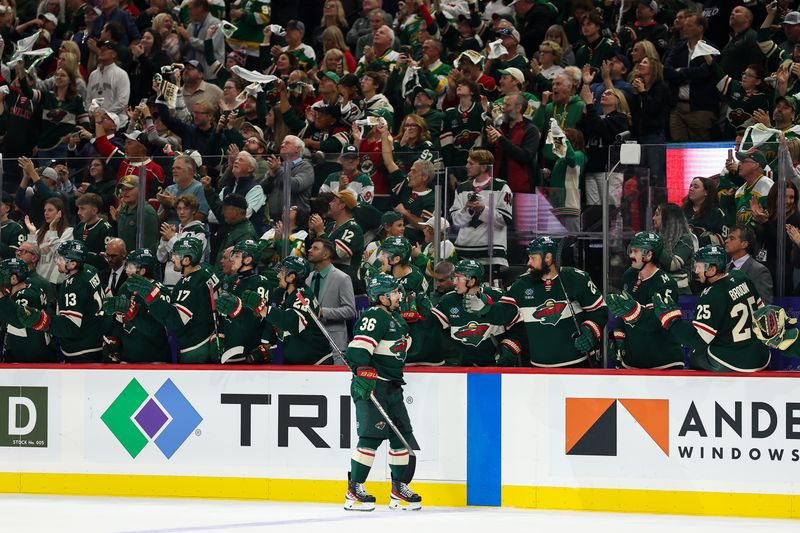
[1,495,798,533]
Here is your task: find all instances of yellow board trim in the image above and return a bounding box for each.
[502,485,800,519]
[0,473,465,506]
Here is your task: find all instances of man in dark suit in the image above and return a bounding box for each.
[101,238,128,296]
[725,224,773,304]
[307,238,356,357]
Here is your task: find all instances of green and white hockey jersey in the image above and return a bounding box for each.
[430,287,519,366]
[227,0,272,55]
[490,92,540,122]
[735,174,774,228]
[148,267,220,363]
[262,287,330,364]
[259,227,307,270]
[439,102,485,168]
[347,306,411,383]
[106,280,171,363]
[320,218,364,279]
[219,270,276,363]
[74,218,113,271]
[319,171,375,204]
[52,265,104,362]
[664,270,770,372]
[505,267,607,367]
[0,285,55,362]
[0,220,25,259]
[449,178,513,267]
[615,267,683,369]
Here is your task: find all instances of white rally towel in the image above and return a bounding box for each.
[690,40,721,61]
[441,1,470,19]
[488,39,508,59]
[231,65,278,85]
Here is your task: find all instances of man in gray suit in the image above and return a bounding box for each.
[177,0,224,80]
[725,224,774,304]
[307,238,356,356]
[264,135,314,221]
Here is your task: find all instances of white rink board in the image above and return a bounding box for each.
[0,369,467,484]
[502,373,800,495]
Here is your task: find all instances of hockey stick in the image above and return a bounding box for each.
[296,290,417,483]
[207,280,222,358]
[554,239,600,367]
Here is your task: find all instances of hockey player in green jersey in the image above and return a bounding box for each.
[310,190,365,283]
[372,236,438,365]
[344,273,421,512]
[502,237,608,367]
[74,193,113,271]
[653,244,770,372]
[430,259,519,366]
[126,236,220,364]
[101,249,171,364]
[606,232,684,369]
[215,239,276,364]
[0,258,55,362]
[18,240,104,362]
[258,256,331,364]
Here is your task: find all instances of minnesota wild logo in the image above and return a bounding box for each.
[454,321,489,346]
[532,299,567,325]
[390,337,409,357]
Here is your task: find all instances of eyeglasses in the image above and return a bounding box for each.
[16,249,35,256]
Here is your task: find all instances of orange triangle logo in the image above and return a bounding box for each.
[619,399,669,455]
[565,398,615,453]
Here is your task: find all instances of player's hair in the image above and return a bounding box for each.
[314,238,336,258]
[656,203,693,258]
[75,192,103,211]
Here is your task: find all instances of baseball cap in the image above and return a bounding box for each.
[777,95,798,113]
[184,149,203,168]
[104,111,122,129]
[412,86,436,101]
[333,189,357,209]
[612,53,632,71]
[496,27,521,42]
[286,20,305,32]
[341,144,359,158]
[784,11,800,24]
[39,13,58,25]
[322,71,341,84]
[381,211,403,225]
[735,149,767,168]
[241,122,265,140]
[498,67,525,85]
[98,40,120,54]
[124,129,148,144]
[636,0,659,13]
[227,50,247,67]
[119,175,139,189]
[37,167,58,181]
[184,59,201,70]
[222,193,248,210]
[422,217,450,231]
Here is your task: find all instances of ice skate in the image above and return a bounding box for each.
[344,480,376,511]
[389,480,422,511]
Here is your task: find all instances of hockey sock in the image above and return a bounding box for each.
[351,437,381,483]
[388,433,412,481]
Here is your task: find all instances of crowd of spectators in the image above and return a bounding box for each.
[3,0,800,364]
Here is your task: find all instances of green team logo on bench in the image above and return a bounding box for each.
[102,378,202,459]
[454,322,490,346]
[533,299,567,325]
[0,386,48,447]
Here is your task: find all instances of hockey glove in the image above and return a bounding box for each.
[612,330,627,367]
[495,338,522,366]
[216,291,244,318]
[102,336,122,363]
[126,274,160,304]
[606,291,642,323]
[652,293,681,330]
[399,293,424,323]
[246,343,272,364]
[17,306,50,331]
[102,295,130,316]
[240,290,266,316]
[464,291,492,316]
[573,324,599,353]
[753,305,800,351]
[352,366,378,401]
